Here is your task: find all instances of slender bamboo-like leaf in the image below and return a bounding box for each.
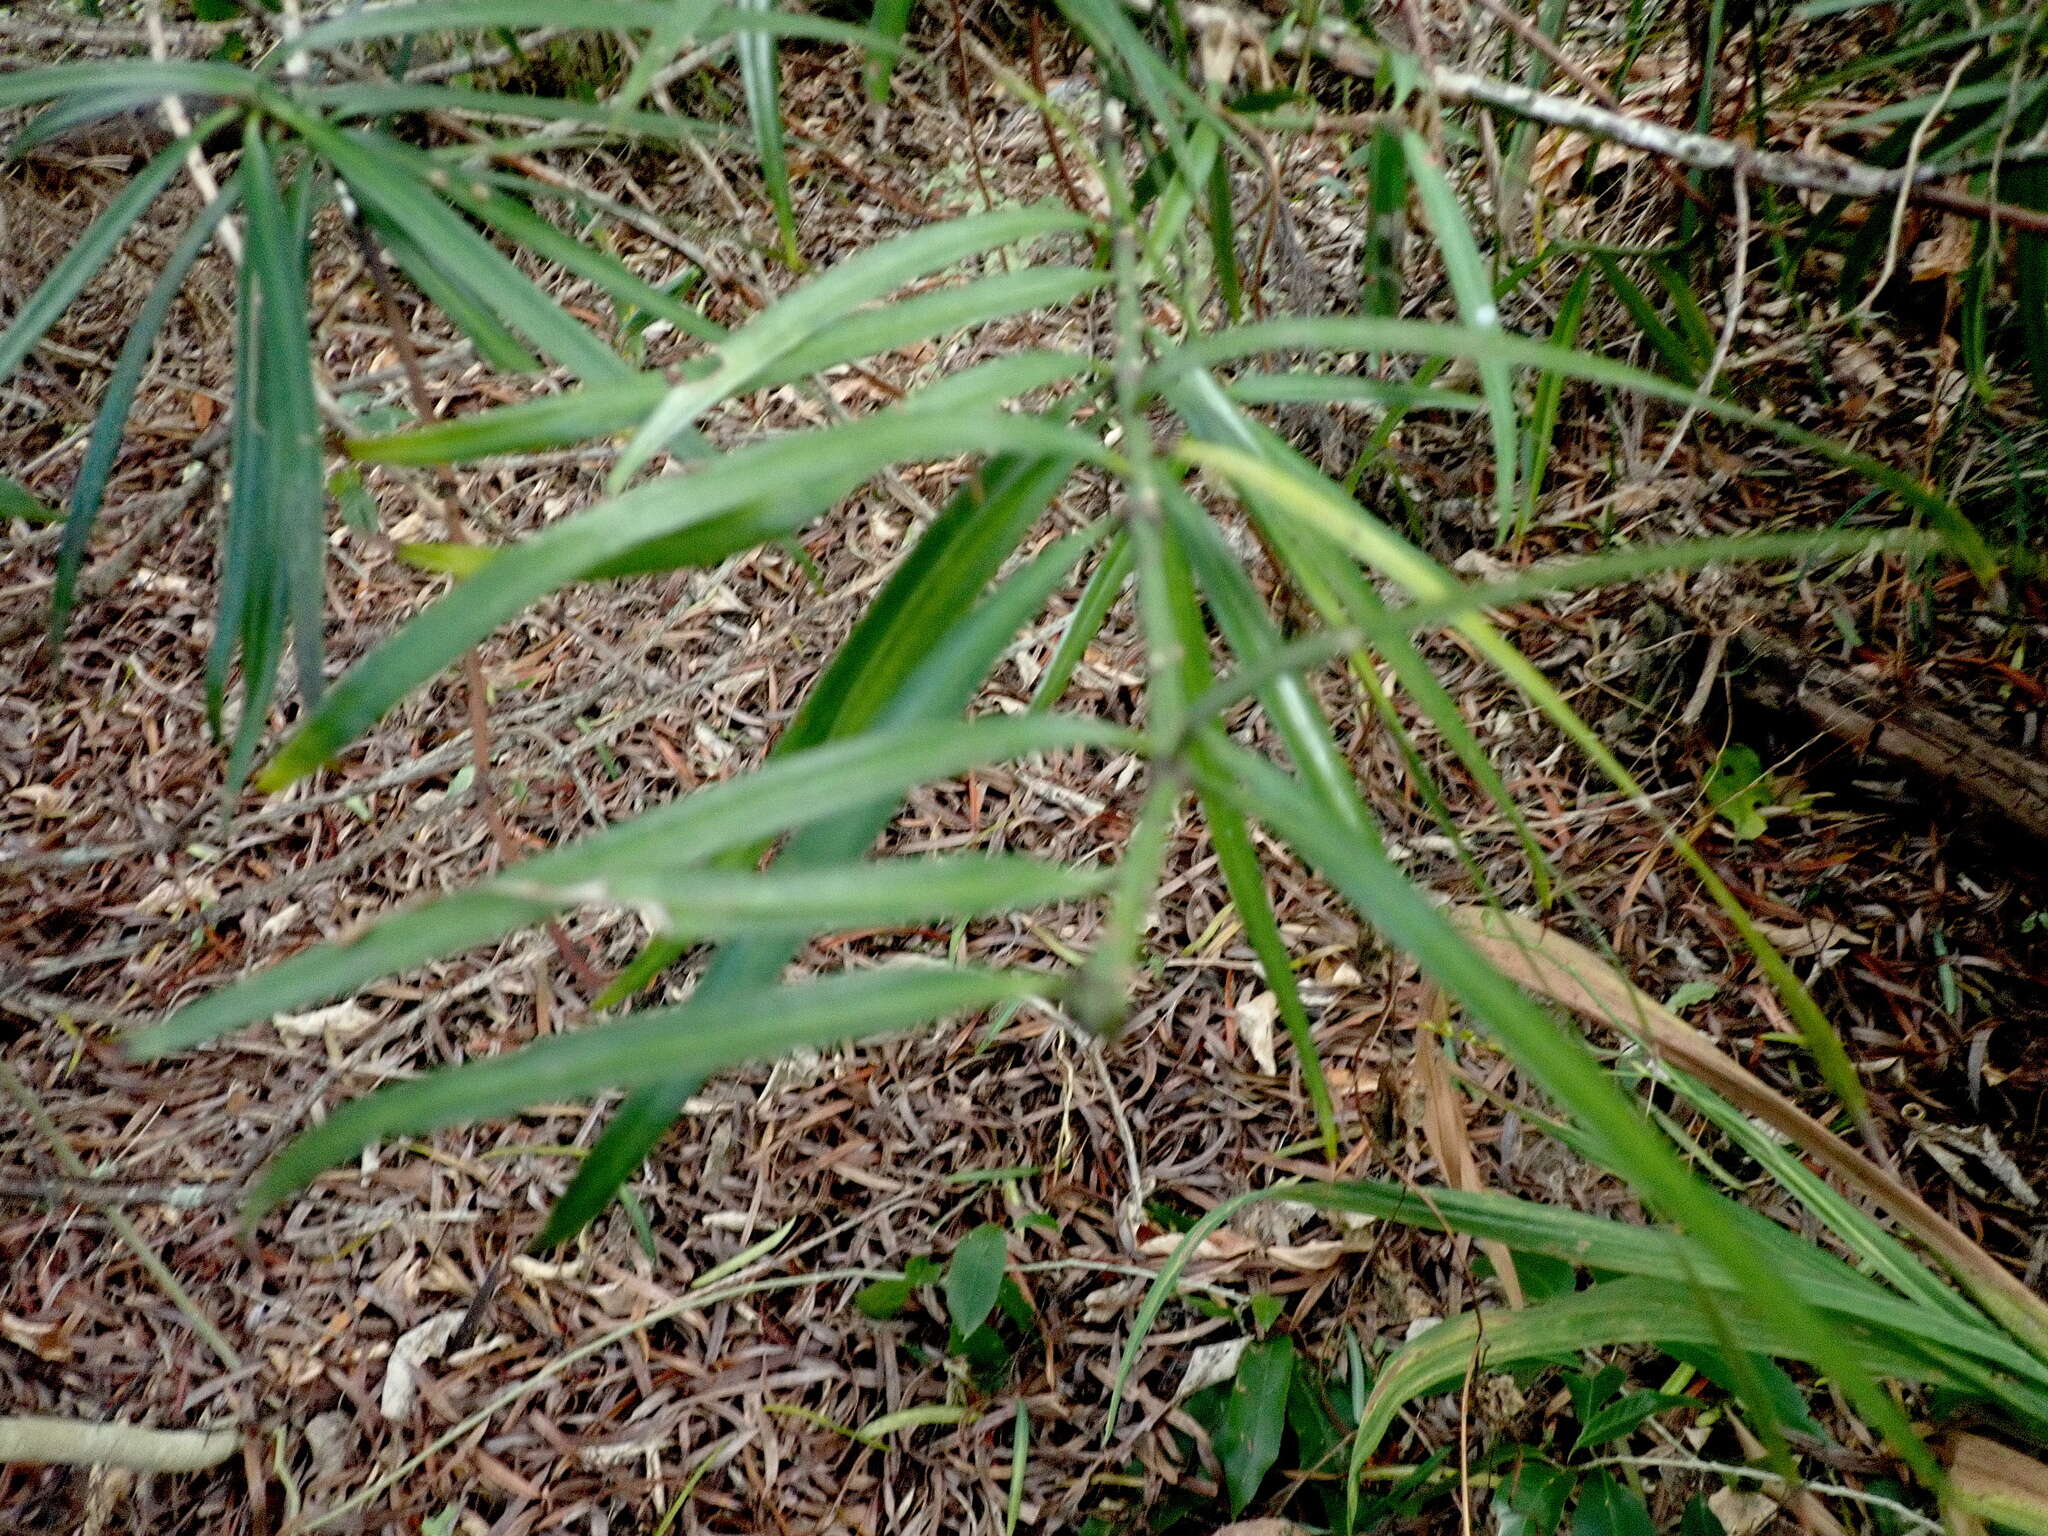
[352,373,667,465]
[612,203,1089,486]
[242,134,325,718]
[1198,741,1935,1479]
[1185,435,1869,1113]
[0,115,233,389]
[135,713,1128,1058]
[1155,316,1993,587]
[735,0,799,265]
[365,210,546,374]
[0,61,257,110]
[1522,263,1593,529]
[285,0,894,59]
[260,412,1094,787]
[0,477,58,524]
[513,853,1109,941]
[1401,131,1519,539]
[1360,126,1407,322]
[548,513,1107,1241]
[288,117,629,381]
[424,159,726,344]
[54,177,243,640]
[245,965,1056,1223]
[615,0,717,112]
[1029,532,1132,713]
[307,82,726,142]
[863,0,918,102]
[352,270,1102,466]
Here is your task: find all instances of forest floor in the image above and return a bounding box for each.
[4,5,2048,1535]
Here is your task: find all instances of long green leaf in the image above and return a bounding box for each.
[352,269,1103,467]
[55,176,243,640]
[0,116,232,389]
[516,853,1109,940]
[291,118,628,382]
[549,465,1098,1241]
[1401,131,1519,539]
[1153,316,1990,571]
[260,412,1095,787]
[245,965,1054,1222]
[735,0,799,266]
[135,713,1129,1058]
[0,61,258,110]
[1200,741,1935,1479]
[611,203,1090,485]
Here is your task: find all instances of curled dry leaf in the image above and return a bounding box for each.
[274,999,379,1042]
[1,1312,71,1362]
[1237,989,1280,1075]
[379,1311,464,1421]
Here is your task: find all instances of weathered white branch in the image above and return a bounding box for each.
[1174,1,2048,232]
[0,1415,239,1474]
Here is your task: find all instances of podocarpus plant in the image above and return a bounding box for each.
[10,0,2048,1524]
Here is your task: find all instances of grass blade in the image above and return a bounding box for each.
[55,175,243,641]
[735,0,799,266]
[245,965,1055,1223]
[0,115,232,389]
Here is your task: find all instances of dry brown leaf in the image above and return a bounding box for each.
[1414,1017,1524,1307]
[1237,989,1280,1075]
[1444,904,2048,1352]
[1708,1487,1782,1536]
[1947,1433,2048,1532]
[1,1312,71,1362]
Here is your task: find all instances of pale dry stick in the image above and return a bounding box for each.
[144,0,243,266]
[1163,0,2048,235]
[1649,170,1751,483]
[0,1416,239,1473]
[0,1058,243,1372]
[1857,46,1980,315]
[1461,0,1716,218]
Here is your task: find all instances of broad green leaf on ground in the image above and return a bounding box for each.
[945,1225,1010,1338]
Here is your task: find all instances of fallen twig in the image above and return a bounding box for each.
[1166,0,2048,235]
[0,1414,239,1473]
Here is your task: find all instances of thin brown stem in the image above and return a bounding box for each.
[346,217,605,1000]
[1029,9,1092,215]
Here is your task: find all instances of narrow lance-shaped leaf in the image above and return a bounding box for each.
[1400,131,1519,540]
[55,176,244,641]
[260,411,1098,787]
[1199,740,1935,1479]
[611,202,1091,486]
[352,269,1103,468]
[135,713,1129,1058]
[735,0,799,266]
[245,966,1055,1223]
[1151,315,1991,572]
[0,112,236,389]
[512,853,1110,942]
[547,469,1100,1242]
